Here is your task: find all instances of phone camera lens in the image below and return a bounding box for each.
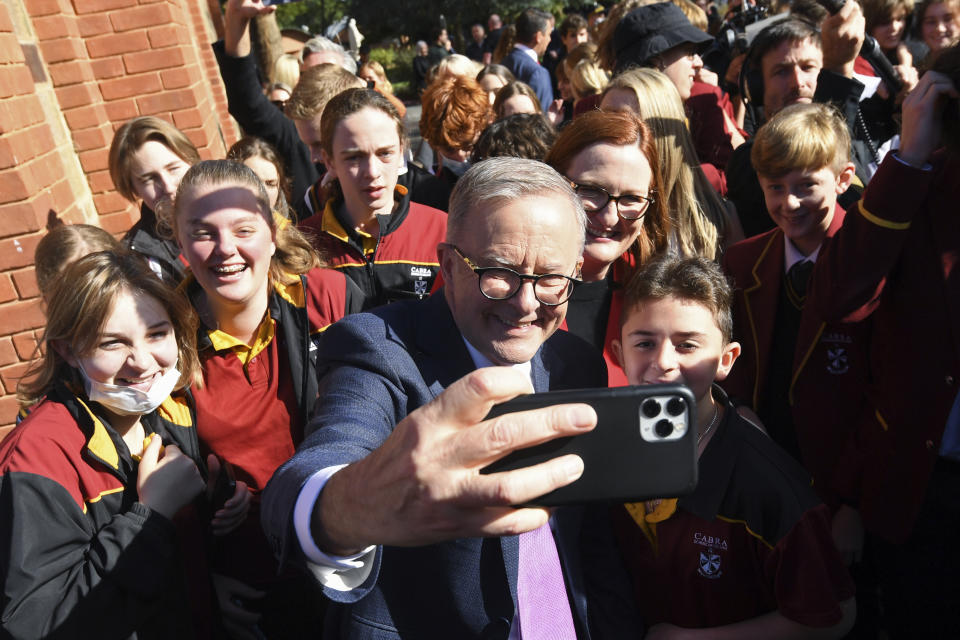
[666,397,685,416]
[654,419,673,438]
[642,399,661,418]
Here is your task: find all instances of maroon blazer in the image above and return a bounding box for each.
[809,152,960,543]
[721,204,872,510]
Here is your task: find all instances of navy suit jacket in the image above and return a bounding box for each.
[262,292,640,638]
[502,47,554,110]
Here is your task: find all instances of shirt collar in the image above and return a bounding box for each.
[783,235,820,273]
[515,43,539,62]
[462,335,533,381]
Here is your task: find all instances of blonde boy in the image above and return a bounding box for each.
[721,102,869,485]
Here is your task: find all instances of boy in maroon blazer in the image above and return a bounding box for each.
[721,104,872,517]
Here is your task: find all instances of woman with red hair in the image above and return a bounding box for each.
[545,110,670,385]
[419,75,492,196]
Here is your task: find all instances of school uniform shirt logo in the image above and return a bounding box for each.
[414,279,428,297]
[698,550,723,579]
[410,266,433,278]
[821,331,852,375]
[826,347,849,375]
[693,532,727,579]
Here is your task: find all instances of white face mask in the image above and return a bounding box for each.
[79,362,181,416]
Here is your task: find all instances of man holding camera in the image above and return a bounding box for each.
[726,1,894,236]
[262,158,641,638]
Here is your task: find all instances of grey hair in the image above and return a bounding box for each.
[447,157,587,255]
[300,36,357,74]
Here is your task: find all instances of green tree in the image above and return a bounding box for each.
[275,0,567,47]
[349,0,561,45]
[273,0,347,36]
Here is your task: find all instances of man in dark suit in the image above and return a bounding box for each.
[501,8,555,110]
[262,158,640,638]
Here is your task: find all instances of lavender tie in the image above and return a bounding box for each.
[516,521,577,639]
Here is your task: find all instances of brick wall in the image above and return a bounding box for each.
[0,0,238,438]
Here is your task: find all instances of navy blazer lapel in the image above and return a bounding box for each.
[410,291,476,395]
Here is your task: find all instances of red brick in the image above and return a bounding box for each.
[123,46,184,74]
[38,37,86,64]
[73,0,136,14]
[171,108,203,130]
[70,124,112,152]
[86,169,116,193]
[12,331,38,361]
[25,0,65,18]
[78,13,112,37]
[0,124,56,165]
[0,137,15,170]
[110,3,173,32]
[147,25,182,48]
[137,86,201,115]
[0,199,46,237]
[26,154,61,192]
[99,72,161,100]
[0,338,17,367]
[49,178,79,214]
[185,127,211,149]
[160,64,199,89]
[85,31,149,59]
[0,275,15,303]
[0,172,30,204]
[0,235,40,273]
[0,361,35,396]
[92,191,129,214]
[77,147,109,173]
[0,6,13,33]
[90,56,124,79]
[0,33,24,64]
[62,103,101,130]
[55,82,101,109]
[0,95,45,134]
[0,66,34,99]
[11,270,38,302]
[98,209,139,234]
[103,99,138,122]
[32,14,77,40]
[48,59,94,87]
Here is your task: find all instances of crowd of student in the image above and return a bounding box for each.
[0,0,959,637]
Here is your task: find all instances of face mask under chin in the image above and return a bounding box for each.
[78,362,181,417]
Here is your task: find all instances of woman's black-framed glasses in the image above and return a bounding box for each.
[449,245,580,306]
[570,182,655,221]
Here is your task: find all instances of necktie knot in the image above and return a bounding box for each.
[788,259,814,299]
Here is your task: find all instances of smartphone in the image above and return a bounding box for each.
[480,384,698,506]
[262,0,302,5]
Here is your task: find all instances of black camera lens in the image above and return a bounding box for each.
[642,399,661,418]
[666,397,685,416]
[655,419,673,438]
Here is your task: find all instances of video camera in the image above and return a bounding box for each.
[702,1,780,77]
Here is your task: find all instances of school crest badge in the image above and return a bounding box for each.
[826,347,849,375]
[698,550,722,579]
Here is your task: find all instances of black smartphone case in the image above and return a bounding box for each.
[480,384,698,506]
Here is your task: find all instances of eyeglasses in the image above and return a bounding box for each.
[570,182,655,221]
[449,245,580,306]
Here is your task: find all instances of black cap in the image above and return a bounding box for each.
[613,3,713,73]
